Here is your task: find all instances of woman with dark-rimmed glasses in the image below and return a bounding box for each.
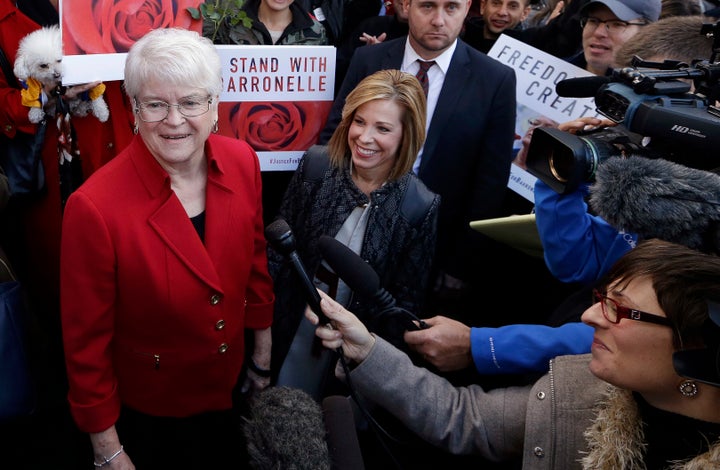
[308,238,720,469]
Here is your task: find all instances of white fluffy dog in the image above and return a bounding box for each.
[13,25,109,123]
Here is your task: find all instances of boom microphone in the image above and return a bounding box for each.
[589,156,720,254]
[555,76,611,98]
[265,218,329,324]
[317,235,427,333]
[244,386,331,468]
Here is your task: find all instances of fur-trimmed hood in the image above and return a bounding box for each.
[581,386,720,469]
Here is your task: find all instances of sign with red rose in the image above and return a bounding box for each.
[62,0,202,55]
[59,4,335,172]
[60,0,203,83]
[216,46,335,171]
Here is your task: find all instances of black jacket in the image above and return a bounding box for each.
[267,155,440,372]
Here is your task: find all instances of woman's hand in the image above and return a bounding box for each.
[242,367,271,394]
[305,290,376,363]
[90,426,135,469]
[63,81,103,101]
[241,326,272,394]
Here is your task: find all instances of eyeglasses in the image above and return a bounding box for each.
[135,95,213,123]
[580,17,647,35]
[592,289,672,327]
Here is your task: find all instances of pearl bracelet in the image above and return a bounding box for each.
[93,445,124,467]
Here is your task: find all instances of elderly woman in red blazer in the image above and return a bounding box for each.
[60,28,275,469]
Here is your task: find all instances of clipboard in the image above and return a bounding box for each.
[470,214,543,258]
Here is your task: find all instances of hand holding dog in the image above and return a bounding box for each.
[63,81,103,100]
[14,26,110,123]
[41,82,100,113]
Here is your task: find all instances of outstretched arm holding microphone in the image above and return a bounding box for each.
[306,290,376,365]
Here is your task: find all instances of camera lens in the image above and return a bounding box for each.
[548,149,570,183]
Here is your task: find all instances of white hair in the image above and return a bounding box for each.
[123,28,222,99]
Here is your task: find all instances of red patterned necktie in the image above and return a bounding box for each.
[415,60,435,97]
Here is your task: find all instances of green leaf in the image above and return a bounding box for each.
[186,7,201,20]
[195,0,253,42]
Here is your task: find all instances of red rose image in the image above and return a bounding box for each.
[62,0,202,55]
[218,101,332,152]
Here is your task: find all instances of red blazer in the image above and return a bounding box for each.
[60,134,275,433]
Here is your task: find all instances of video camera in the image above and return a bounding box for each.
[525,20,720,194]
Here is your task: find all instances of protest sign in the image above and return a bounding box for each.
[60,0,203,83]
[487,34,601,202]
[59,1,335,172]
[215,46,335,171]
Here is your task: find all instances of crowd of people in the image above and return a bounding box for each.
[1,0,720,468]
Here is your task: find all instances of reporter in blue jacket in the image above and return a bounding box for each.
[406,118,635,375]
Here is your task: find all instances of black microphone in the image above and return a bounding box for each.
[317,235,427,332]
[555,76,611,97]
[265,218,329,324]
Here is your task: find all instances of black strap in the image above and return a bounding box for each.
[0,47,20,90]
[301,144,331,182]
[399,177,435,227]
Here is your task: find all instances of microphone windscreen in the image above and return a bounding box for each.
[318,235,380,296]
[265,218,291,242]
[589,156,720,252]
[322,396,365,470]
[244,386,331,469]
[555,76,611,97]
[265,218,295,254]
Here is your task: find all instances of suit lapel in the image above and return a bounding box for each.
[130,136,225,291]
[419,42,472,174]
[384,39,406,70]
[203,175,237,278]
[148,196,223,292]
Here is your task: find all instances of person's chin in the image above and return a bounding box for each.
[421,35,450,50]
[587,358,609,381]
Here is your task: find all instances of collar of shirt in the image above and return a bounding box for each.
[401,37,456,77]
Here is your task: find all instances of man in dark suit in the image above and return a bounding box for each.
[320,0,517,326]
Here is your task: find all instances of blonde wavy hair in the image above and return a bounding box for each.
[327,69,427,181]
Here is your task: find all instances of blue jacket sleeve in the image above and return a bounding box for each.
[471,322,594,374]
[534,179,637,284]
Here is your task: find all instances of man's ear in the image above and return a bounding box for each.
[463,0,473,15]
[521,3,532,21]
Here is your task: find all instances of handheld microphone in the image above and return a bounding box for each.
[265,218,330,324]
[555,76,611,98]
[317,235,427,332]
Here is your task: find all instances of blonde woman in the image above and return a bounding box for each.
[268,70,440,395]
